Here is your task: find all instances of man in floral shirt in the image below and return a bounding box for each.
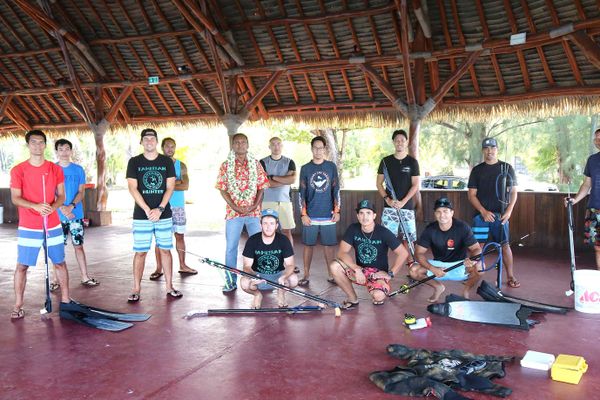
[216,133,269,292]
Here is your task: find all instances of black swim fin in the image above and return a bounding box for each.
[68,299,151,322]
[428,300,533,330]
[477,280,571,314]
[60,302,133,332]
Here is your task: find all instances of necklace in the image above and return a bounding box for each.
[361,228,374,242]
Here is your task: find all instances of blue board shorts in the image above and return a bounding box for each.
[17,225,65,266]
[132,218,173,252]
[425,259,468,281]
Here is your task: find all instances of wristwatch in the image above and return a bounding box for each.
[158,206,165,213]
[389,271,395,278]
[70,202,76,207]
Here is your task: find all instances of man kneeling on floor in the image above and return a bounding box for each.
[241,209,298,308]
[331,200,408,308]
[411,197,483,303]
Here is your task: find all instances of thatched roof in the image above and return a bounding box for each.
[1,0,600,133]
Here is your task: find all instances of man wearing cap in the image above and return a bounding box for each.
[151,137,197,281]
[216,133,269,293]
[411,197,483,302]
[240,209,298,308]
[126,128,182,302]
[376,129,420,258]
[467,137,519,288]
[330,200,409,307]
[568,128,600,270]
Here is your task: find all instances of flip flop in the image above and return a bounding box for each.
[342,300,359,309]
[372,300,385,306]
[167,290,183,299]
[298,278,310,286]
[149,272,163,281]
[178,269,198,275]
[81,278,100,287]
[49,282,60,292]
[127,293,140,302]
[327,277,337,285]
[507,278,521,288]
[11,308,24,320]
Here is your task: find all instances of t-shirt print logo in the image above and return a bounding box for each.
[401,166,411,173]
[358,241,378,264]
[258,254,279,273]
[310,171,330,193]
[447,239,455,250]
[143,170,163,190]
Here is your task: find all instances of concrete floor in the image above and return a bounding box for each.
[0,222,599,400]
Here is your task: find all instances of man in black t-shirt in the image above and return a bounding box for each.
[330,200,408,307]
[241,209,298,308]
[126,128,181,303]
[376,129,420,261]
[411,197,482,303]
[467,137,519,288]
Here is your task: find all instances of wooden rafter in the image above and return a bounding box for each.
[544,0,583,84]
[396,0,416,105]
[569,31,600,70]
[503,0,531,91]
[241,71,284,115]
[436,0,459,97]
[519,0,555,86]
[412,0,432,38]
[358,64,408,117]
[105,87,133,123]
[0,95,13,122]
[450,0,480,95]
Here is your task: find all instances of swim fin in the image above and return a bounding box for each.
[428,300,533,330]
[477,280,571,314]
[59,302,133,332]
[185,305,323,319]
[68,299,151,322]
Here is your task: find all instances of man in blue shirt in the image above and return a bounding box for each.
[298,136,341,286]
[569,128,600,270]
[53,138,98,290]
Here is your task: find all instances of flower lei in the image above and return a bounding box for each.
[226,150,258,202]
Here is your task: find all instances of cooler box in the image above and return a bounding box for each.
[551,354,588,384]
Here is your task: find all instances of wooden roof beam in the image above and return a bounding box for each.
[189,80,223,116]
[184,0,244,66]
[503,0,531,91]
[545,0,583,85]
[397,0,416,105]
[452,0,481,95]
[475,0,506,93]
[412,0,431,38]
[569,31,600,70]
[436,0,459,96]
[240,70,284,116]
[358,63,408,117]
[420,51,482,118]
[12,0,105,78]
[105,87,133,123]
[6,106,32,131]
[0,95,13,123]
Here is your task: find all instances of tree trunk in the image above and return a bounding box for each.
[92,120,109,211]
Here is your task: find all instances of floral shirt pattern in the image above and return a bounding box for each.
[216,157,269,219]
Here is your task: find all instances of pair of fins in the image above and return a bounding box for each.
[59,300,151,332]
[477,280,571,314]
[184,305,323,319]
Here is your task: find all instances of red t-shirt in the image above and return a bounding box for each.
[10,160,65,229]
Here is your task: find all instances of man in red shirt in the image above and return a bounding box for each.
[10,130,69,319]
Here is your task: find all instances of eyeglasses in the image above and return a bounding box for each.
[312,146,326,151]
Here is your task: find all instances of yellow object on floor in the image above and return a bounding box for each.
[551,354,588,384]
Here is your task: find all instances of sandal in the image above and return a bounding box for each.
[298,278,310,286]
[81,278,100,287]
[167,290,183,299]
[342,300,359,309]
[507,278,521,288]
[373,300,385,306]
[327,277,337,285]
[127,293,140,302]
[149,272,163,281]
[11,308,24,320]
[49,282,60,292]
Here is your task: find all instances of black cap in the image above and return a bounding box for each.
[482,137,497,148]
[434,197,453,210]
[356,199,376,213]
[141,128,158,139]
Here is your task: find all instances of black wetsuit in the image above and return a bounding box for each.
[370,344,514,399]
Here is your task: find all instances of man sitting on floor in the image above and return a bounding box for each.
[410,197,483,303]
[330,200,408,308]
[240,209,298,308]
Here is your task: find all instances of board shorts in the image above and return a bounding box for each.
[132,218,173,252]
[262,201,296,230]
[381,208,417,243]
[254,271,284,291]
[336,260,391,294]
[61,219,85,246]
[425,259,468,281]
[302,222,337,246]
[584,208,600,247]
[472,213,509,243]
[17,225,65,266]
[171,206,186,234]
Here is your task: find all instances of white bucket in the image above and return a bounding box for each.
[574,269,600,313]
[0,204,3,224]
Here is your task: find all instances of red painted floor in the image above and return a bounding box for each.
[1,223,599,400]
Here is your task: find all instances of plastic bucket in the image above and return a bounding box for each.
[574,270,600,313]
[0,204,3,224]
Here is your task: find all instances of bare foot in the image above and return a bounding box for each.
[462,288,471,299]
[251,292,263,309]
[427,284,446,303]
